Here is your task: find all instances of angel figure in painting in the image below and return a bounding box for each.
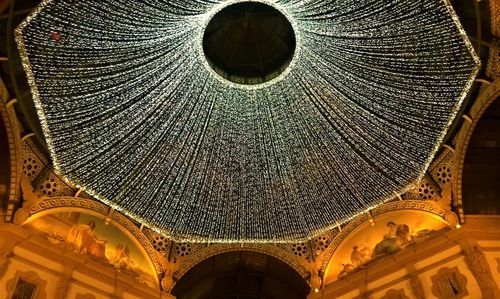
[65,221,96,254]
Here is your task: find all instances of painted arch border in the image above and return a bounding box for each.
[19,196,165,286]
[319,199,458,274]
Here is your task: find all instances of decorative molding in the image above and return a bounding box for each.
[174,243,309,280]
[0,246,12,279]
[461,244,500,298]
[19,196,165,274]
[428,150,454,190]
[380,289,409,299]
[319,200,456,272]
[452,78,500,220]
[0,78,23,222]
[490,0,500,38]
[55,274,72,299]
[408,273,425,299]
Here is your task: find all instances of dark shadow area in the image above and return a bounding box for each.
[203,2,295,84]
[172,251,310,299]
[463,98,500,215]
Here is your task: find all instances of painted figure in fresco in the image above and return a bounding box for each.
[111,244,137,272]
[338,263,355,279]
[65,221,106,258]
[350,245,371,267]
[65,221,96,254]
[372,221,410,257]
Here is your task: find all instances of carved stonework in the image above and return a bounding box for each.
[21,148,45,182]
[35,169,75,197]
[6,271,48,299]
[462,245,500,298]
[409,273,425,299]
[485,42,499,80]
[0,80,23,222]
[143,228,171,255]
[55,274,72,299]
[0,247,12,279]
[452,79,500,214]
[431,267,468,299]
[381,289,410,299]
[428,150,454,190]
[403,175,440,201]
[490,0,500,37]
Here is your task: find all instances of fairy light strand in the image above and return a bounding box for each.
[16,0,479,242]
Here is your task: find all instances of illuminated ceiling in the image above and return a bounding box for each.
[16,0,479,242]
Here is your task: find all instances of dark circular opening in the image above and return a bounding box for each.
[203,2,296,85]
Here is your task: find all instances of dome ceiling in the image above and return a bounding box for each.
[16,0,479,242]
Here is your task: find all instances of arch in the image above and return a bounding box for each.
[172,251,310,299]
[0,78,22,222]
[175,243,309,280]
[452,78,500,218]
[19,196,165,285]
[319,200,456,280]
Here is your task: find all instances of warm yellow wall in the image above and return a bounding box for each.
[311,218,500,299]
[322,210,449,285]
[417,254,481,299]
[0,224,175,299]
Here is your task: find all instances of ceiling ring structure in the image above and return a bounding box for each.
[16,0,479,242]
[202,1,297,85]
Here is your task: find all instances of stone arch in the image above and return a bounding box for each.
[174,243,309,280]
[0,79,23,222]
[452,78,500,217]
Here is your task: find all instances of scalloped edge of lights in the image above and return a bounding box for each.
[14,0,480,243]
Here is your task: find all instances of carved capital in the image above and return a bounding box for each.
[461,245,500,298]
[161,274,174,293]
[409,273,425,299]
[55,274,72,299]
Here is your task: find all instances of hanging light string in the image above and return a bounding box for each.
[16,0,479,242]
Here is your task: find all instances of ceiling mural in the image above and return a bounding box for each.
[23,211,158,288]
[322,210,450,284]
[15,0,480,242]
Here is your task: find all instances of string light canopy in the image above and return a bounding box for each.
[16,0,479,242]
